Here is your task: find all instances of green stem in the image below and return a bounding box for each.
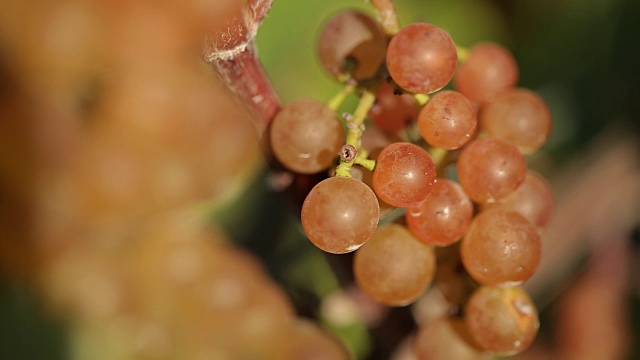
[335,90,377,177]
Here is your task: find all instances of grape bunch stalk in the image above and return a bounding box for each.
[264,1,554,358]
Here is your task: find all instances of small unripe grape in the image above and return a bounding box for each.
[482,171,554,232]
[386,23,457,94]
[406,179,473,247]
[461,209,541,286]
[457,138,527,204]
[270,99,344,174]
[301,177,379,254]
[454,43,519,105]
[414,317,490,360]
[354,224,436,306]
[317,11,386,80]
[372,142,436,208]
[479,88,552,154]
[418,90,477,150]
[465,286,539,356]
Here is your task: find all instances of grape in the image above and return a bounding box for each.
[406,179,473,247]
[274,319,350,360]
[354,224,436,306]
[482,171,554,232]
[270,99,345,174]
[386,23,458,94]
[372,142,436,208]
[460,209,541,286]
[457,138,527,204]
[454,43,519,105]
[369,82,419,133]
[465,286,539,355]
[418,90,477,150]
[478,88,552,154]
[414,316,490,360]
[317,11,386,81]
[301,177,379,254]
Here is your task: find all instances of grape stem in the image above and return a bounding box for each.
[328,82,356,111]
[370,0,400,36]
[204,0,279,136]
[335,89,377,177]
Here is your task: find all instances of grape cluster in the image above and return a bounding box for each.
[270,7,554,358]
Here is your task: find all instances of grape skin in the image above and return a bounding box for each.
[369,82,419,133]
[317,11,386,81]
[418,90,477,150]
[482,171,554,232]
[270,99,345,174]
[461,209,541,287]
[386,23,458,94]
[354,224,436,306]
[465,286,539,356]
[414,316,490,360]
[301,177,379,254]
[457,138,527,204]
[479,88,552,154]
[372,142,436,208]
[406,179,473,247]
[454,42,519,105]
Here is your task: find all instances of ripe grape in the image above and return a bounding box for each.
[274,319,350,359]
[461,209,541,286]
[482,171,554,232]
[406,179,473,247]
[270,99,345,174]
[418,90,477,150]
[301,177,379,254]
[368,82,419,133]
[454,43,519,105]
[372,142,436,208]
[457,138,527,204]
[386,23,458,94]
[414,316,490,360]
[465,286,539,355]
[354,224,436,306]
[478,88,552,154]
[317,11,387,80]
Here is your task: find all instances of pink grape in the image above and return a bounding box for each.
[454,43,519,105]
[386,23,458,94]
[301,177,379,254]
[406,179,473,247]
[457,138,527,204]
[418,90,477,150]
[372,142,436,208]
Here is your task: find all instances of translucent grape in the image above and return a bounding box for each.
[301,177,379,254]
[482,171,554,232]
[406,179,472,247]
[369,82,419,133]
[386,23,458,94]
[457,138,527,204]
[465,286,539,355]
[454,43,519,105]
[270,99,345,174]
[354,224,436,306]
[274,319,350,360]
[461,209,541,286]
[418,90,477,149]
[317,11,386,80]
[414,317,490,360]
[372,142,436,208]
[478,88,552,154]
